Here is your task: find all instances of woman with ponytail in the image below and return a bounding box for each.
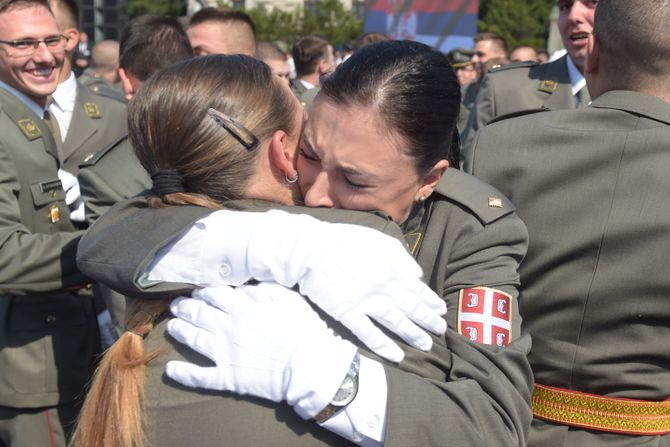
[76,42,533,447]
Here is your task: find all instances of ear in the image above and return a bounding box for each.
[584,32,599,76]
[415,159,449,201]
[268,129,298,180]
[63,28,79,52]
[118,68,136,101]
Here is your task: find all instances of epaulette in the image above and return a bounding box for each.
[87,83,125,103]
[433,169,515,225]
[488,60,538,74]
[79,133,128,169]
[487,107,549,126]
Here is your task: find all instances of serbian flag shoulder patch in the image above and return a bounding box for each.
[457,287,513,347]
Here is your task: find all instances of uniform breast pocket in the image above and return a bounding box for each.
[0,294,98,403]
[30,178,66,206]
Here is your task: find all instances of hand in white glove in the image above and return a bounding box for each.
[173,209,447,363]
[57,169,85,222]
[166,283,357,419]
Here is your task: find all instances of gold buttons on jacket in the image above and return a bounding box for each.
[46,314,57,324]
[48,205,60,223]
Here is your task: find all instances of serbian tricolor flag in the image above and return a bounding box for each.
[364,0,479,53]
[457,287,513,347]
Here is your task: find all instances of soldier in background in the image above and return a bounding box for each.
[187,7,256,57]
[290,35,335,98]
[78,15,193,333]
[469,0,670,444]
[256,41,290,85]
[78,40,121,90]
[462,0,596,164]
[0,1,100,445]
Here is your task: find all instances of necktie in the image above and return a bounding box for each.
[576,86,591,108]
[43,97,63,159]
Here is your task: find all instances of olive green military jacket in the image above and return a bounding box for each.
[78,177,532,446]
[469,90,670,446]
[77,182,533,446]
[78,68,124,94]
[290,78,309,98]
[78,134,151,225]
[461,55,578,169]
[0,88,99,408]
[59,81,126,174]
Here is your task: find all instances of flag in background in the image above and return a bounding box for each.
[364,0,479,53]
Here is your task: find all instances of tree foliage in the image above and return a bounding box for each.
[479,0,554,49]
[248,0,363,47]
[128,0,183,17]
[127,0,362,47]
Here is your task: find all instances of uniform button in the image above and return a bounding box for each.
[218,263,231,277]
[351,432,364,443]
[46,314,57,324]
[367,415,380,429]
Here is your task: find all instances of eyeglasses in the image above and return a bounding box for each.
[0,35,68,56]
[207,108,259,151]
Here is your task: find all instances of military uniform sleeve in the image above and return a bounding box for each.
[382,209,532,447]
[0,141,86,294]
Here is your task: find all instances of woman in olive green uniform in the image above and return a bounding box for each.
[76,43,532,447]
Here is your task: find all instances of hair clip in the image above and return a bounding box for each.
[207,108,259,151]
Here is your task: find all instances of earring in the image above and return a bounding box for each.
[285,171,299,184]
[418,195,426,202]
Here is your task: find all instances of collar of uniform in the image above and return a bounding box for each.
[400,200,427,255]
[299,79,315,90]
[0,80,44,118]
[51,72,77,113]
[565,55,586,96]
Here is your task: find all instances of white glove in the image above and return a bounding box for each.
[58,169,85,222]
[171,209,447,363]
[166,283,358,419]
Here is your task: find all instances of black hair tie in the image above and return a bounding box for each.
[151,169,186,196]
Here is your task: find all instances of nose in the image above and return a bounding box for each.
[567,2,586,22]
[33,41,56,62]
[304,171,335,208]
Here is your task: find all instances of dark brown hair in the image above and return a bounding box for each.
[292,35,330,77]
[189,7,256,35]
[320,40,461,171]
[119,15,193,82]
[0,0,50,14]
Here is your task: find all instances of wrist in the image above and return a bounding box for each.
[289,335,358,420]
[314,352,361,423]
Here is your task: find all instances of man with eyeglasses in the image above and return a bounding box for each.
[0,1,100,446]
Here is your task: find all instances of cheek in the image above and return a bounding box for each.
[296,157,317,191]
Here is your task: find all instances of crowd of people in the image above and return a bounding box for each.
[1,0,669,446]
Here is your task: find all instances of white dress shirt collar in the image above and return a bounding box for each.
[566,55,586,96]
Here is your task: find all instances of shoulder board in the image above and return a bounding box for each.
[487,107,549,126]
[488,60,538,74]
[433,169,515,225]
[79,133,129,168]
[87,83,125,103]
